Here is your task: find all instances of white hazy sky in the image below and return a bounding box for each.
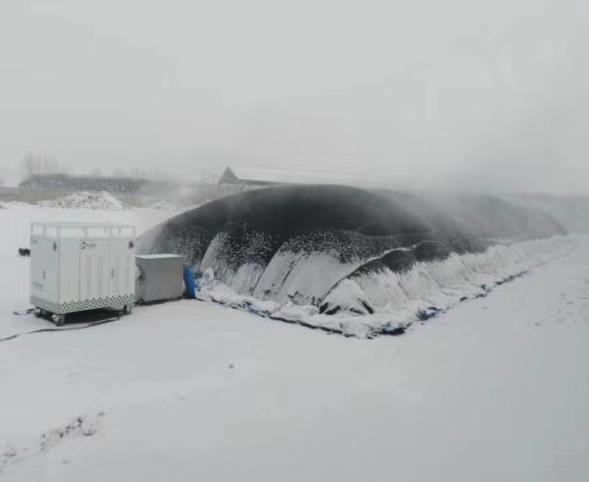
[1,0,588,193]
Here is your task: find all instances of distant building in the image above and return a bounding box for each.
[218,167,286,188]
[20,173,148,194]
[216,166,349,199]
[219,166,338,186]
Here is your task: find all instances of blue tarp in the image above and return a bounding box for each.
[183,264,197,298]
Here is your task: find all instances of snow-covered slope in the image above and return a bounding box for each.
[195,235,577,337]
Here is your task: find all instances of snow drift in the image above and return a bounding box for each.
[138,185,568,335]
[38,191,125,210]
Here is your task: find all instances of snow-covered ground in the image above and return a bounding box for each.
[1,204,588,481]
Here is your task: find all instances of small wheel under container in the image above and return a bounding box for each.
[52,314,66,326]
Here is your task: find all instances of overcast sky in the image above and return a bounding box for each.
[1,0,588,193]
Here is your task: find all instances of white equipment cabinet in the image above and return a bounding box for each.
[30,222,136,323]
[135,254,185,303]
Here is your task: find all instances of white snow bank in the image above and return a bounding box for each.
[199,236,578,337]
[38,191,125,210]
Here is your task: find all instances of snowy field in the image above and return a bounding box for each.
[1,203,589,481]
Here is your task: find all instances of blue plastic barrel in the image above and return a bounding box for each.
[183,264,197,298]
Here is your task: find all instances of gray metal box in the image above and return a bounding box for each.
[135,254,184,303]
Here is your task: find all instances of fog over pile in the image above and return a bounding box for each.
[1,0,588,193]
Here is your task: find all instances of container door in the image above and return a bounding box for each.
[59,238,82,304]
[80,240,110,301]
[109,239,134,297]
[30,236,59,303]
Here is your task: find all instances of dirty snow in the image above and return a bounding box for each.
[1,203,589,481]
[38,191,126,210]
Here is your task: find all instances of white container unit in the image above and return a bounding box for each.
[30,222,136,323]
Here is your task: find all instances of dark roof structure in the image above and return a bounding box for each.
[218,167,284,187]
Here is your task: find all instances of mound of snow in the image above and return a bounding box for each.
[198,235,579,337]
[38,191,125,210]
